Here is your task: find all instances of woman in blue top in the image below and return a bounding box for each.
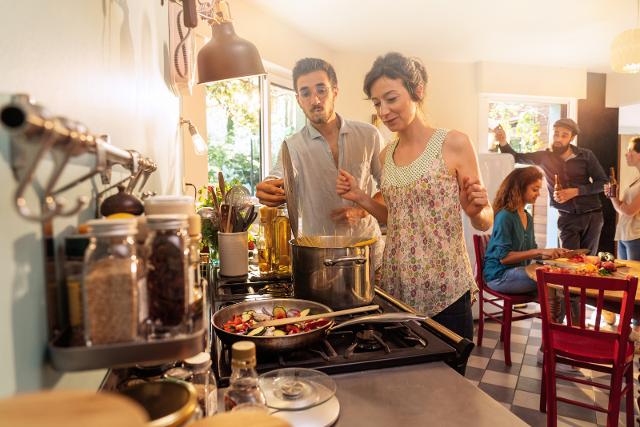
[484,167,568,294]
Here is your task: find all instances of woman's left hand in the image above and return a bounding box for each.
[460,176,489,217]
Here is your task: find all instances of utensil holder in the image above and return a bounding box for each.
[218,231,248,277]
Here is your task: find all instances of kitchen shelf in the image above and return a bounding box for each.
[48,328,205,372]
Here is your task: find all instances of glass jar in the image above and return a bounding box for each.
[64,235,89,346]
[274,205,291,275]
[184,352,218,417]
[83,218,141,346]
[145,214,190,337]
[188,214,204,329]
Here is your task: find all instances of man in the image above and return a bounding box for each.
[256,58,384,267]
[495,118,608,255]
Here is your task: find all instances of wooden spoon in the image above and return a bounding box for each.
[250,304,379,329]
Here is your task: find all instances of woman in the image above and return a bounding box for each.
[607,136,640,260]
[484,167,566,294]
[335,52,492,339]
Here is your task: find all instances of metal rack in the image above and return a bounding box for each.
[1,93,157,222]
[1,94,204,371]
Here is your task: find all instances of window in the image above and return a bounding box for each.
[487,100,566,153]
[205,75,305,194]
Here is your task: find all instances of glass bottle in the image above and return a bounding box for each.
[184,352,218,417]
[554,174,562,192]
[145,214,190,337]
[258,206,276,275]
[223,341,266,411]
[188,214,204,330]
[83,218,141,346]
[606,166,618,198]
[274,205,291,275]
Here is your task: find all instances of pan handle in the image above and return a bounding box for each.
[324,255,367,267]
[329,313,427,331]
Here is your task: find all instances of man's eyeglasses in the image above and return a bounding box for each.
[298,85,331,100]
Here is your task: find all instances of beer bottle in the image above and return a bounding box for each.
[554,174,562,192]
[607,167,618,198]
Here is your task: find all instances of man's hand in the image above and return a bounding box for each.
[336,169,365,203]
[330,207,368,226]
[553,188,579,204]
[493,125,508,146]
[460,176,489,218]
[256,178,286,207]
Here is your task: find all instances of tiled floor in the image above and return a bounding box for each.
[465,313,639,426]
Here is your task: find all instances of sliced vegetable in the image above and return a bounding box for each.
[247,326,265,336]
[273,306,287,319]
[287,308,301,318]
[273,329,287,336]
[299,308,310,317]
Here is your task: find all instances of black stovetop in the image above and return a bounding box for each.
[210,276,471,387]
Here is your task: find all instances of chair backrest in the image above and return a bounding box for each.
[535,269,638,364]
[473,234,491,291]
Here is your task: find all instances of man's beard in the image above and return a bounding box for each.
[552,144,570,155]
[308,106,333,125]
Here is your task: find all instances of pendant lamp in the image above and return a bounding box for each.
[611,0,640,73]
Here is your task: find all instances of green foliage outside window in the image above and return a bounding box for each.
[489,103,549,153]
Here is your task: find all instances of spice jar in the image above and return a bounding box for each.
[64,235,89,346]
[145,214,190,337]
[83,218,141,346]
[184,352,217,417]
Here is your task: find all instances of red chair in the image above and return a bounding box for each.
[536,269,637,427]
[473,234,540,366]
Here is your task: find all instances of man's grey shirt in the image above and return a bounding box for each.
[267,115,384,267]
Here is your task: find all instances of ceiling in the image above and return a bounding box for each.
[248,0,638,72]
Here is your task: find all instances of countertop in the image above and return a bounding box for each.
[330,363,525,427]
[220,362,526,427]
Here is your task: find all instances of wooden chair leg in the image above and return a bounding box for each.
[502,302,513,366]
[607,366,623,427]
[625,364,634,427]
[540,354,547,413]
[546,356,557,427]
[477,293,484,347]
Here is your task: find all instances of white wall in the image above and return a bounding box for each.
[606,73,640,108]
[0,1,181,396]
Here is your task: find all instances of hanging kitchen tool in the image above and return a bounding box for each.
[218,171,227,199]
[224,184,250,207]
[281,141,299,238]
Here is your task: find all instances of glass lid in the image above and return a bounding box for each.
[258,368,336,410]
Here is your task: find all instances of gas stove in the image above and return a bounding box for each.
[211,272,474,387]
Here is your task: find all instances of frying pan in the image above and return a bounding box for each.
[212,298,426,352]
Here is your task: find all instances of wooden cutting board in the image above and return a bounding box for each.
[0,390,148,427]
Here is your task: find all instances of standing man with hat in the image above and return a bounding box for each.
[494,118,608,255]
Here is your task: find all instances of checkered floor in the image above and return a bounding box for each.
[465,310,639,426]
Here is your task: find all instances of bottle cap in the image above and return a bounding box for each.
[231,341,257,368]
[146,214,188,230]
[183,352,212,370]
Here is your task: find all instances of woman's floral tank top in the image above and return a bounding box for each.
[380,128,476,317]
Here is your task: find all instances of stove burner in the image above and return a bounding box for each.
[344,328,390,358]
[277,379,307,400]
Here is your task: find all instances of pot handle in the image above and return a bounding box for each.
[330,313,428,331]
[323,255,367,267]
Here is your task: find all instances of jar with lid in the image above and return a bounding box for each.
[64,235,89,346]
[223,341,266,411]
[184,352,218,416]
[273,205,291,275]
[145,214,191,337]
[187,214,204,329]
[83,218,141,346]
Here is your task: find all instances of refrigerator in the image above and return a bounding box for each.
[461,152,515,318]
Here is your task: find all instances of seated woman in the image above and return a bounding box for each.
[484,166,567,294]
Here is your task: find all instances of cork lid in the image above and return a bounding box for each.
[231,341,256,368]
[187,213,202,236]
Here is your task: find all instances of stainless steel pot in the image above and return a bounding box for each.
[211,298,426,352]
[290,236,375,310]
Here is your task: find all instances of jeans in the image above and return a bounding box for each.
[486,267,537,295]
[618,238,640,260]
[432,291,473,340]
[557,210,604,255]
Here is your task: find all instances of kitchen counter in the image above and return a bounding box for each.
[219,362,526,426]
[331,362,525,427]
